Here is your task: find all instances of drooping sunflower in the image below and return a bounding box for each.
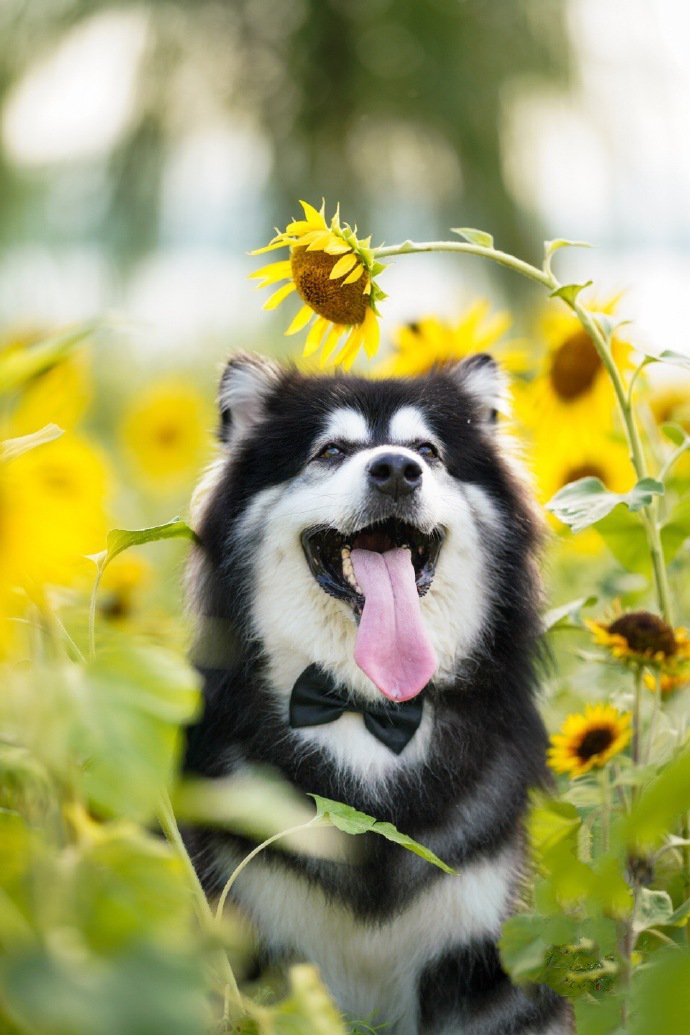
[251,201,385,369]
[373,301,523,378]
[548,704,632,778]
[587,610,690,672]
[517,296,631,449]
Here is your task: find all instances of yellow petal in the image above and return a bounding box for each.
[362,308,381,358]
[250,237,289,255]
[342,264,365,285]
[263,282,296,311]
[329,253,358,280]
[319,325,344,367]
[322,240,352,255]
[306,232,337,252]
[250,260,292,286]
[363,280,372,295]
[285,305,314,336]
[303,318,329,357]
[334,327,363,369]
[300,200,328,229]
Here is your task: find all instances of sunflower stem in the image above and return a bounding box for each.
[599,766,611,854]
[373,237,674,624]
[632,666,643,770]
[644,672,662,766]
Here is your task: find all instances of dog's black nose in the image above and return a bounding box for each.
[367,452,423,499]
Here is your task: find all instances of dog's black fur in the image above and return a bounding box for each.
[183,355,570,1034]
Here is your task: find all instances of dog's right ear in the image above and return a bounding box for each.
[218,352,282,442]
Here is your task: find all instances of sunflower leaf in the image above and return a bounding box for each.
[104,519,198,570]
[549,281,593,306]
[546,477,664,533]
[633,345,690,370]
[661,422,689,447]
[451,227,494,249]
[633,889,674,934]
[309,795,455,873]
[544,238,593,259]
[542,596,597,632]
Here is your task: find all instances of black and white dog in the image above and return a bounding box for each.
[184,352,571,1034]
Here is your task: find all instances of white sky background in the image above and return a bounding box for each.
[1,0,690,360]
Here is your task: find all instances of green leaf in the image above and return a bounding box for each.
[595,507,650,574]
[633,888,674,934]
[499,913,577,984]
[549,281,593,306]
[544,238,593,260]
[661,496,690,563]
[310,795,455,874]
[451,227,494,248]
[103,518,197,569]
[546,477,664,533]
[0,424,64,460]
[80,643,201,822]
[668,896,690,928]
[629,948,690,1035]
[543,596,597,632]
[661,422,689,447]
[0,323,97,393]
[626,743,690,851]
[635,345,690,371]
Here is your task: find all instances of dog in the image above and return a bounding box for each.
[183,352,571,1034]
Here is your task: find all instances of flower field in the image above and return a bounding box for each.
[1,206,690,1033]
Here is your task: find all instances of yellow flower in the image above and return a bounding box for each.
[0,433,110,655]
[648,380,690,478]
[517,296,631,449]
[587,611,690,671]
[251,200,385,369]
[643,671,689,695]
[548,704,632,777]
[11,351,91,434]
[120,380,211,489]
[98,554,151,621]
[373,301,519,377]
[531,436,633,510]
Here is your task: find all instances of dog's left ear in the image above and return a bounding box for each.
[447,353,509,425]
[218,352,282,442]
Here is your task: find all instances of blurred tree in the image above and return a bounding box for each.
[0,0,570,277]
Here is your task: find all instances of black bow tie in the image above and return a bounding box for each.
[289,664,425,755]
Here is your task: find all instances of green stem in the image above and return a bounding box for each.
[599,766,611,854]
[632,666,643,770]
[157,791,244,1025]
[644,672,662,766]
[658,440,690,485]
[88,566,104,660]
[373,237,673,623]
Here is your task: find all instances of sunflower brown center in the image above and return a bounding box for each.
[549,331,601,402]
[564,464,605,485]
[291,246,368,326]
[608,611,677,657]
[576,726,614,761]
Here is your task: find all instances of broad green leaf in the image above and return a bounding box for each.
[310,795,455,873]
[543,596,597,632]
[660,496,690,563]
[499,913,576,984]
[451,227,494,248]
[0,423,63,460]
[629,948,690,1035]
[661,422,689,447]
[575,993,625,1035]
[0,323,97,393]
[80,644,201,822]
[633,888,674,934]
[625,743,690,850]
[546,477,664,533]
[549,281,593,306]
[595,507,650,574]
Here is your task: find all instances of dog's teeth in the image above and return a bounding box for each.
[341,546,351,559]
[341,554,362,594]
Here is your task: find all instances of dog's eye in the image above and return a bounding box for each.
[316,443,346,461]
[416,442,438,460]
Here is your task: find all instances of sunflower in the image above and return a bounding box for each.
[643,671,689,696]
[531,436,633,510]
[517,296,631,450]
[98,554,151,621]
[587,610,690,672]
[548,704,632,778]
[251,200,385,369]
[373,301,522,378]
[120,380,212,490]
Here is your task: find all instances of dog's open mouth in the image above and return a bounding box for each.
[301,518,444,702]
[301,518,444,615]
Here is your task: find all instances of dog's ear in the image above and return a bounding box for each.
[218,352,282,442]
[447,353,509,425]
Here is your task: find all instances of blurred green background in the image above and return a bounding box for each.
[1,0,690,364]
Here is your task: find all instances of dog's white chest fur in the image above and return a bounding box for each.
[229,843,518,1034]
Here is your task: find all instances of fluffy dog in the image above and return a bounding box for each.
[183,352,571,1034]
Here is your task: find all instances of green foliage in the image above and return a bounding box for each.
[451,227,495,248]
[546,477,664,533]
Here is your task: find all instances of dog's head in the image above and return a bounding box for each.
[191,353,541,704]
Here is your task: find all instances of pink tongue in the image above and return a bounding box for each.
[350,547,437,702]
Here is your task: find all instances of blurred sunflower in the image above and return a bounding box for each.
[120,380,211,490]
[548,704,632,778]
[251,200,385,369]
[643,671,689,695]
[373,301,522,378]
[98,554,152,622]
[587,610,690,672]
[11,351,91,434]
[517,297,631,448]
[648,379,690,478]
[0,434,110,655]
